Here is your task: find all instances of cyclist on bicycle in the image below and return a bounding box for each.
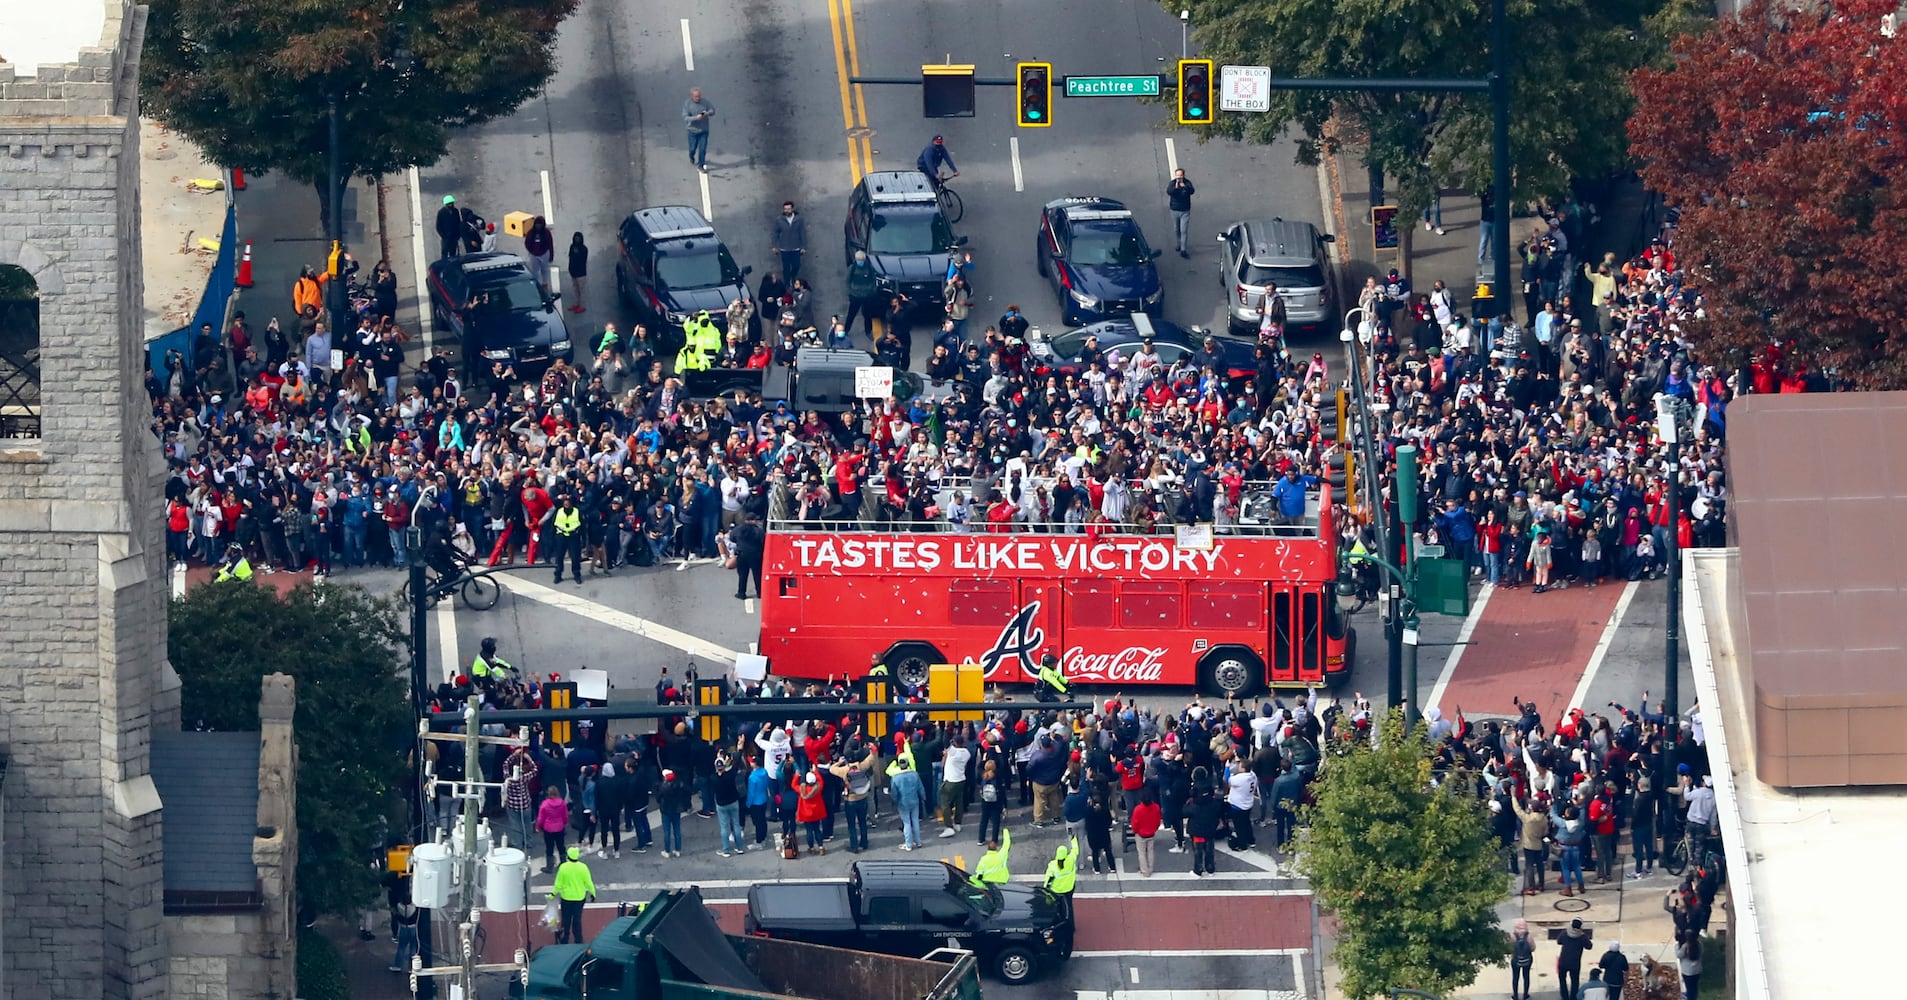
[918,135,958,191]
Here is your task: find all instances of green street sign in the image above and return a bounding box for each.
[1064,75,1161,98]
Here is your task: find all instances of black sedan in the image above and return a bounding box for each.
[1034,196,1164,326]
[1027,316,1259,384]
[426,253,573,375]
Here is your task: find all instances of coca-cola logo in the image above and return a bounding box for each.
[1061,645,1167,682]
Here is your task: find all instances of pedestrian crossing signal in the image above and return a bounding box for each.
[1018,63,1052,128]
[1177,59,1212,125]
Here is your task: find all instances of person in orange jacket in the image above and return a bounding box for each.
[292,266,329,316]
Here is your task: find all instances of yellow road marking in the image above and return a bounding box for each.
[825,0,875,184]
[841,0,875,173]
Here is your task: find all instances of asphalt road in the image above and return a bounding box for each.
[415,0,1332,367]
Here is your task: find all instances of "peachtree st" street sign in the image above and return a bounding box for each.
[1063,75,1162,98]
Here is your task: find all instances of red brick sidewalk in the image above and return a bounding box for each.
[1429,581,1624,724]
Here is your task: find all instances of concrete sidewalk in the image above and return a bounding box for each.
[230,168,421,344]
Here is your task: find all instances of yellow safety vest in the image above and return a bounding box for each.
[217,557,254,583]
[554,508,582,536]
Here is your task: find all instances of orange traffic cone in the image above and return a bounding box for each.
[236,241,254,288]
[232,167,247,190]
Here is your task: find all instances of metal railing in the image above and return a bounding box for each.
[764,473,1324,536]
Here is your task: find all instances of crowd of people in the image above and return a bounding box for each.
[424,653,1344,882]
[145,177,1762,612]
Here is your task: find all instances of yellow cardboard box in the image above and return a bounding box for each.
[502,211,535,238]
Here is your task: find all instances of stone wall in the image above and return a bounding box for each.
[162,674,298,1000]
[0,3,177,998]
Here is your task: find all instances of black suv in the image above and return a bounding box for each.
[844,170,967,314]
[615,205,752,353]
[426,252,573,375]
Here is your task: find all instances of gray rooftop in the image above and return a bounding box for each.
[150,731,261,895]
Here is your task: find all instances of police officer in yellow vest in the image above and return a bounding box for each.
[470,636,514,684]
[550,494,585,585]
[1043,835,1079,952]
[551,845,596,944]
[970,828,1012,887]
[1036,652,1069,701]
[215,543,254,583]
[674,310,721,372]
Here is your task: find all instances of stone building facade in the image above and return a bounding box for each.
[0,3,181,998]
[157,674,298,1000]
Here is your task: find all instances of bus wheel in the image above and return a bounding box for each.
[1201,647,1262,698]
[882,642,943,690]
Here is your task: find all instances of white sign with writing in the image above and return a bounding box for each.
[1220,65,1271,113]
[854,365,894,399]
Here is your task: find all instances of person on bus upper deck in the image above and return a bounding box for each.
[1271,465,1318,525]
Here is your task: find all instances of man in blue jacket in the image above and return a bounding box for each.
[1271,466,1318,526]
[1436,498,1479,574]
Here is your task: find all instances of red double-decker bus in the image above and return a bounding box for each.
[757,487,1356,696]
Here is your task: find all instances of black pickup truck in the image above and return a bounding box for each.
[744,860,1071,985]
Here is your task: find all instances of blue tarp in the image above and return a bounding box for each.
[147,204,238,378]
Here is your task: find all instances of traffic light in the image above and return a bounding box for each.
[1177,59,1212,124]
[1017,62,1052,127]
[922,64,976,118]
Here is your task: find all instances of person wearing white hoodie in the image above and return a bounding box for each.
[756,726,793,775]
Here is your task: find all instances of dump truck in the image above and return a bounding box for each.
[515,885,982,1000]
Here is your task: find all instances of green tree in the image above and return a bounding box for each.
[169,581,413,919]
[1169,0,1706,215]
[142,0,577,217]
[1296,713,1506,999]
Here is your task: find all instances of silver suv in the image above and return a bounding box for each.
[1217,218,1337,335]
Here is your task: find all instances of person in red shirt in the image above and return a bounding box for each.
[166,498,192,563]
[1586,784,1620,883]
[520,480,553,564]
[1128,789,1163,877]
[794,770,828,854]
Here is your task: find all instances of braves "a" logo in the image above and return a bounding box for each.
[976,602,1045,680]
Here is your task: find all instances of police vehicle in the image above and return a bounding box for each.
[616,206,752,354]
[844,170,969,314]
[426,252,573,375]
[1034,196,1164,326]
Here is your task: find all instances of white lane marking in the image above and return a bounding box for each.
[1294,950,1310,998]
[699,168,714,220]
[1129,966,1141,984]
[406,166,432,353]
[436,595,460,685]
[744,597,756,614]
[1569,579,1641,711]
[493,574,742,662]
[1165,136,1179,176]
[1425,581,1494,713]
[1010,135,1024,192]
[540,167,554,222]
[680,19,696,71]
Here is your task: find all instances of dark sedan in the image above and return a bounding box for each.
[1027,316,1259,383]
[1035,196,1163,326]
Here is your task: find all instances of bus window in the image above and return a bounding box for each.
[950,579,1016,626]
[813,578,916,626]
[1069,579,1116,628]
[1120,581,1181,628]
[1189,581,1263,630]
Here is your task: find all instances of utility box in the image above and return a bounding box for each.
[503,210,536,237]
[1416,557,1472,617]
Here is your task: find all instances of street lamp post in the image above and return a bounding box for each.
[1340,307,1404,716]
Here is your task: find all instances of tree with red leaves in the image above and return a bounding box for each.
[1628,0,1907,389]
